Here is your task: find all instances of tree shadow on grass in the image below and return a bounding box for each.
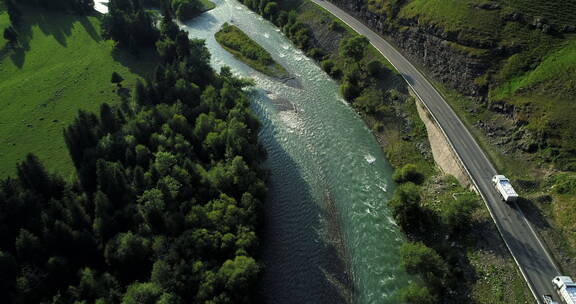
[23,6,76,47]
[31,7,103,45]
[112,47,159,78]
[5,4,103,68]
[78,15,101,42]
[8,46,25,67]
[0,7,32,67]
[0,27,31,68]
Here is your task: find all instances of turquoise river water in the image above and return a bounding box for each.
[182,0,410,302]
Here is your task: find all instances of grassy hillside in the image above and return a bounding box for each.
[399,0,502,45]
[501,0,576,28]
[0,6,156,178]
[492,37,576,101]
[362,0,576,170]
[391,0,576,37]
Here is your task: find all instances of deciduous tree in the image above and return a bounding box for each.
[340,35,369,69]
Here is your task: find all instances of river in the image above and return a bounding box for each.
[180,1,413,302]
[96,0,411,302]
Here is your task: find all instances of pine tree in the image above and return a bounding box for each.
[111,72,124,87]
[5,0,22,26]
[16,154,52,197]
[99,103,121,135]
[3,26,18,45]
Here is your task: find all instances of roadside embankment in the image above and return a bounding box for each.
[413,92,471,189]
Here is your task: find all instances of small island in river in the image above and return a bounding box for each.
[215,23,289,78]
[171,0,216,21]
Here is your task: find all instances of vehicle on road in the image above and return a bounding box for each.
[553,276,576,304]
[543,294,560,304]
[492,175,518,202]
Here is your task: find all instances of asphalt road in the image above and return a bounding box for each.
[309,0,562,302]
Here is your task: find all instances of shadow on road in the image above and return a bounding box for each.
[401,73,415,86]
[514,197,552,231]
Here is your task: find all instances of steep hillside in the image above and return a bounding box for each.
[327,0,576,169]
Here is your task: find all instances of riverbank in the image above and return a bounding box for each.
[247,0,533,301]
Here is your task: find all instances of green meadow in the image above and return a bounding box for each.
[0,6,156,178]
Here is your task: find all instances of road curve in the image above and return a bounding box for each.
[309,0,562,302]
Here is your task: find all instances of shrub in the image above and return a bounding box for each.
[553,173,576,194]
[339,35,369,64]
[388,182,425,233]
[367,60,384,76]
[355,89,389,116]
[263,2,278,20]
[398,283,437,304]
[172,0,203,21]
[343,65,362,84]
[275,11,289,27]
[329,20,344,32]
[306,47,325,61]
[400,242,447,292]
[330,67,343,79]
[393,164,425,185]
[122,282,163,304]
[321,59,335,73]
[441,195,478,233]
[286,22,311,49]
[321,59,343,79]
[340,80,360,101]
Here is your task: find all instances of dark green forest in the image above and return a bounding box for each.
[101,0,160,49]
[0,1,266,303]
[140,0,216,21]
[16,0,94,14]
